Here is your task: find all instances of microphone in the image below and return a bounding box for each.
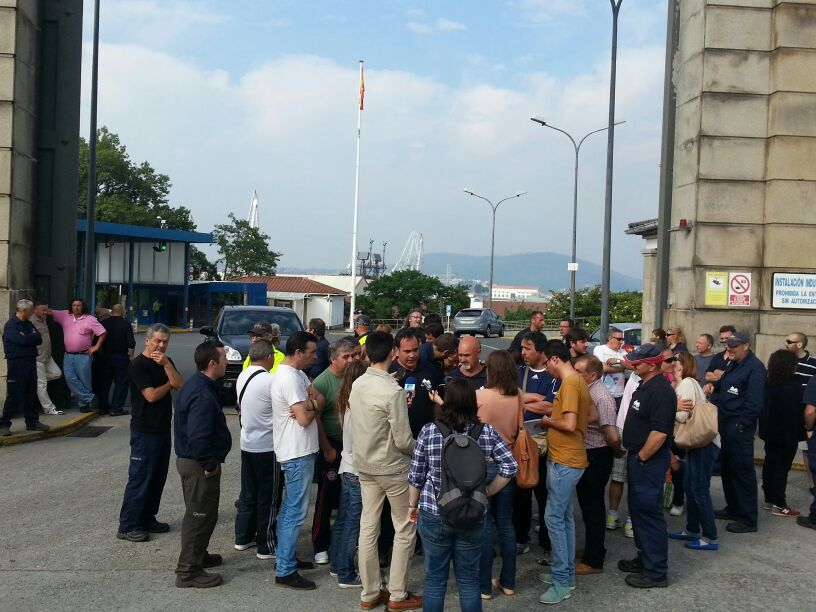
[404,376,416,404]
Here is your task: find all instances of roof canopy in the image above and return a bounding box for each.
[77,219,213,244]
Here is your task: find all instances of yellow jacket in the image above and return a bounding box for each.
[242,348,285,374]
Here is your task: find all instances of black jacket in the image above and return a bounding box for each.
[3,316,41,360]
[759,378,806,445]
[174,373,232,471]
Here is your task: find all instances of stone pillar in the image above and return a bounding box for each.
[665,0,816,360]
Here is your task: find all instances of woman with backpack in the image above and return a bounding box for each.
[759,349,806,518]
[475,350,520,600]
[408,378,518,612]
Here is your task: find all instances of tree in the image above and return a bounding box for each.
[357,270,470,319]
[189,245,219,281]
[545,285,642,327]
[501,304,534,322]
[78,127,196,231]
[212,213,281,278]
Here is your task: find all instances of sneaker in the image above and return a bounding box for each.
[762,502,773,511]
[338,575,363,589]
[685,539,719,551]
[772,505,800,518]
[537,573,576,590]
[256,551,276,560]
[725,522,757,533]
[116,530,149,543]
[175,570,223,588]
[625,573,667,588]
[536,553,552,567]
[623,517,634,538]
[329,570,338,577]
[108,409,129,416]
[668,530,698,542]
[234,541,256,551]
[275,571,316,590]
[669,505,684,516]
[516,543,530,555]
[534,524,540,533]
[44,409,65,415]
[617,557,643,574]
[387,592,423,611]
[315,551,330,564]
[606,514,621,530]
[0,425,11,437]
[539,585,572,604]
[26,422,50,432]
[203,552,223,568]
[796,516,816,530]
[144,521,170,533]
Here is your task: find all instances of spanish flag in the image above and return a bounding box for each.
[359,63,365,111]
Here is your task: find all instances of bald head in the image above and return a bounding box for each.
[111,304,125,317]
[458,335,482,372]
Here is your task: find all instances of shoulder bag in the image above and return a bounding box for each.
[674,379,718,449]
[513,394,539,489]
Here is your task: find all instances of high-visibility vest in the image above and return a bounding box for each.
[242,348,285,373]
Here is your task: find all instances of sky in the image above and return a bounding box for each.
[80,0,669,286]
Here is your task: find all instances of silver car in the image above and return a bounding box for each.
[588,322,642,353]
[453,308,504,338]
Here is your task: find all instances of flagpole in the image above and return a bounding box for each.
[348,60,364,331]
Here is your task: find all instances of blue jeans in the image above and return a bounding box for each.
[480,464,516,594]
[275,454,316,577]
[685,442,718,541]
[544,460,584,588]
[118,430,171,533]
[63,353,94,406]
[418,510,484,612]
[330,472,362,582]
[628,450,670,582]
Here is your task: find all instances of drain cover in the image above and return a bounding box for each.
[67,425,113,438]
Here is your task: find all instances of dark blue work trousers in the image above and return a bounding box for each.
[1,358,39,427]
[627,449,670,582]
[719,417,758,527]
[118,429,171,533]
[98,353,131,412]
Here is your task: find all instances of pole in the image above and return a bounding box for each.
[488,207,496,309]
[570,146,578,319]
[600,0,623,338]
[84,0,101,307]
[348,60,363,331]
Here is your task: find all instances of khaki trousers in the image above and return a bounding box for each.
[176,458,221,577]
[358,472,416,603]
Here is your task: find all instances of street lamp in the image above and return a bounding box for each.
[530,117,625,320]
[600,0,624,337]
[463,189,528,308]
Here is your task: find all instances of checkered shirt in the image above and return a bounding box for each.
[585,379,618,449]
[408,421,518,516]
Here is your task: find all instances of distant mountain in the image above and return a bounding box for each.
[422,252,642,292]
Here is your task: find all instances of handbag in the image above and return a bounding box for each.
[513,395,539,489]
[522,367,548,456]
[674,381,718,449]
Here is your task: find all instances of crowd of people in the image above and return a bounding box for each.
[3,301,816,609]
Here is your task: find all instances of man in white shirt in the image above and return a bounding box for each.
[234,340,280,560]
[593,329,628,409]
[271,331,320,591]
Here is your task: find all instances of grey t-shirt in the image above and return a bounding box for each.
[694,353,714,386]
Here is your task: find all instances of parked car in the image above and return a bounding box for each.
[452,308,504,338]
[200,305,304,403]
[588,322,642,353]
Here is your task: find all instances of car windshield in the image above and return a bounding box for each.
[625,328,641,345]
[220,311,302,336]
[457,310,483,318]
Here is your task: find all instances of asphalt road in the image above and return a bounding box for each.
[1,330,813,610]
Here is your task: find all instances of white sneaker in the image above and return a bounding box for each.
[516,543,530,555]
[606,514,621,530]
[624,517,634,538]
[234,541,255,551]
[44,409,65,415]
[314,551,330,564]
[669,505,684,516]
[256,551,276,560]
[534,524,540,533]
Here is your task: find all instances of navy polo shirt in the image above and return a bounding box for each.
[622,373,676,454]
[803,375,816,408]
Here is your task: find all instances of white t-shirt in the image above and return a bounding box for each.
[271,364,319,462]
[339,409,356,476]
[236,366,275,453]
[616,372,641,431]
[593,344,628,398]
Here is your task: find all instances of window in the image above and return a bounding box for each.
[220,310,302,336]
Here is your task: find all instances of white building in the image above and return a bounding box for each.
[233,275,348,328]
[491,285,540,301]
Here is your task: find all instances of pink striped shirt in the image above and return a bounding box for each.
[52,310,106,352]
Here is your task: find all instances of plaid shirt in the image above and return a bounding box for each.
[585,379,618,449]
[408,421,518,516]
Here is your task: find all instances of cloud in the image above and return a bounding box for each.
[406,21,433,34]
[510,0,587,24]
[81,40,666,283]
[406,17,466,34]
[436,18,466,31]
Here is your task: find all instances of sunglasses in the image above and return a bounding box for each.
[664,354,681,364]
[611,336,624,341]
[785,339,800,345]
[667,333,676,337]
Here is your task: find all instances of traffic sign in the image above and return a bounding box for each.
[728,272,751,307]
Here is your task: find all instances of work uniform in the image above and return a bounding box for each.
[623,373,676,583]
[1,316,42,428]
[711,351,766,528]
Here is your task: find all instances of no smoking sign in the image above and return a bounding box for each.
[728,272,751,307]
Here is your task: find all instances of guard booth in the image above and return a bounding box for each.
[76,220,213,327]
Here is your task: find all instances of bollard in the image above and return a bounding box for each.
[189,318,194,331]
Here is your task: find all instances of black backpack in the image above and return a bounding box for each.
[434,421,488,529]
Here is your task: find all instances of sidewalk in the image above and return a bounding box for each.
[0,409,100,447]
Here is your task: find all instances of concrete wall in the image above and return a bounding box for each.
[665,0,816,360]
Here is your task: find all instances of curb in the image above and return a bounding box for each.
[0,412,100,448]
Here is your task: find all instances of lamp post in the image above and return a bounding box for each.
[600,0,624,337]
[530,117,625,320]
[463,189,527,308]
[84,0,101,307]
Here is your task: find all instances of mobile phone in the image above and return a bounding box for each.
[421,379,433,392]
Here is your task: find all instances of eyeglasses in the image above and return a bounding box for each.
[611,336,624,341]
[785,339,800,345]
[664,355,681,364]
[666,333,676,337]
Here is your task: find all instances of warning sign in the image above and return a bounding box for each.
[705,272,728,306]
[728,272,751,307]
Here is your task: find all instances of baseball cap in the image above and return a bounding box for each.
[624,343,666,365]
[356,314,371,326]
[724,331,750,347]
[248,322,274,336]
